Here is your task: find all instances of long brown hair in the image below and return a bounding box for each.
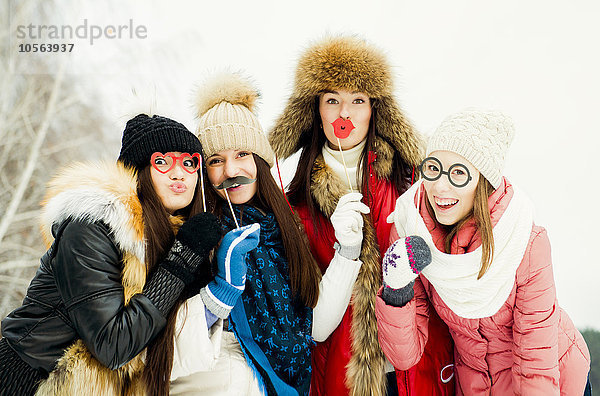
[206,154,322,308]
[287,96,413,224]
[136,165,207,396]
[426,176,495,279]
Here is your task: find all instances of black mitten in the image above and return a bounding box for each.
[144,212,222,316]
[160,212,222,285]
[176,212,222,258]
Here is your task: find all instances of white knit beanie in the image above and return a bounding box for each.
[195,72,275,166]
[426,109,515,189]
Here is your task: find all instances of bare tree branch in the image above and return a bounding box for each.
[0,65,64,244]
[0,241,42,255]
[4,210,40,224]
[0,275,30,289]
[45,135,93,155]
[1,1,114,317]
[0,260,40,271]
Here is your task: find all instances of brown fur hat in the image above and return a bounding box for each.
[269,35,423,177]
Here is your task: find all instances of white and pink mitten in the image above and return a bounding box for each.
[381,235,431,307]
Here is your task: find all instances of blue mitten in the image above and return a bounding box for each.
[200,223,260,318]
[381,235,431,307]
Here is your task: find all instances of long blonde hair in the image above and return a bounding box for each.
[426,177,495,279]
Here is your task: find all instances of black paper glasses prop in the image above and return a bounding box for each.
[214,176,257,229]
[419,157,473,188]
[151,152,206,211]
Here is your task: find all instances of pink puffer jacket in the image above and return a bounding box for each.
[376,179,590,395]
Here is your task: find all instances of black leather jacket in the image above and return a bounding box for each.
[1,218,166,373]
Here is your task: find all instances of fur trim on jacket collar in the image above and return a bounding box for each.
[40,160,145,264]
[35,160,149,396]
[311,154,387,396]
[269,35,424,178]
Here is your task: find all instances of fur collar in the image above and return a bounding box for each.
[311,154,387,396]
[40,160,145,265]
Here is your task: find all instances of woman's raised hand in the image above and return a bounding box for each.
[143,213,222,317]
[176,212,223,261]
[381,235,431,307]
[330,192,370,260]
[201,223,260,318]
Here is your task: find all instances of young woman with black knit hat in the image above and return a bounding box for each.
[376,109,591,395]
[269,35,455,396]
[0,114,223,395]
[169,72,362,396]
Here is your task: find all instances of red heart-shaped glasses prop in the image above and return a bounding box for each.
[151,152,201,174]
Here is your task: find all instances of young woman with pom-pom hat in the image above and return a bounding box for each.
[0,113,221,395]
[376,109,591,395]
[170,72,361,396]
[269,35,455,396]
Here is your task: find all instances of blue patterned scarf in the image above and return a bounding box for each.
[221,204,313,396]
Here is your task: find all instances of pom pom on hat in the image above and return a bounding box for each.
[194,72,274,166]
[195,72,259,118]
[427,109,515,189]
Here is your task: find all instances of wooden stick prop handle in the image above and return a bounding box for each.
[337,137,353,193]
[199,158,206,213]
[223,188,240,229]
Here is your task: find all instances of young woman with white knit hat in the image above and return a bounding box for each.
[376,109,591,395]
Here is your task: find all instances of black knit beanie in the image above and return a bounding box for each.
[118,114,203,171]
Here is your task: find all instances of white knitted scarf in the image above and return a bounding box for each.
[388,179,533,319]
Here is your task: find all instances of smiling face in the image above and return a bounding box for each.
[318,89,371,150]
[423,150,480,226]
[150,151,198,214]
[206,149,258,205]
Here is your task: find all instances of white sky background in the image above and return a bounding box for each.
[11,0,600,328]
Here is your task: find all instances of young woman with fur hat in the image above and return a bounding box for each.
[376,109,591,395]
[0,113,224,395]
[269,35,455,396]
[169,72,365,396]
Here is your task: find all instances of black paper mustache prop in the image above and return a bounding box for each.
[214,176,256,190]
[214,175,256,230]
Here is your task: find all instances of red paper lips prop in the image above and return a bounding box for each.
[331,119,355,139]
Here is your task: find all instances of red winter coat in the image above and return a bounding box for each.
[297,153,454,396]
[376,179,590,395]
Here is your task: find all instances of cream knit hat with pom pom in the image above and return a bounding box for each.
[195,72,274,166]
[426,109,515,189]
